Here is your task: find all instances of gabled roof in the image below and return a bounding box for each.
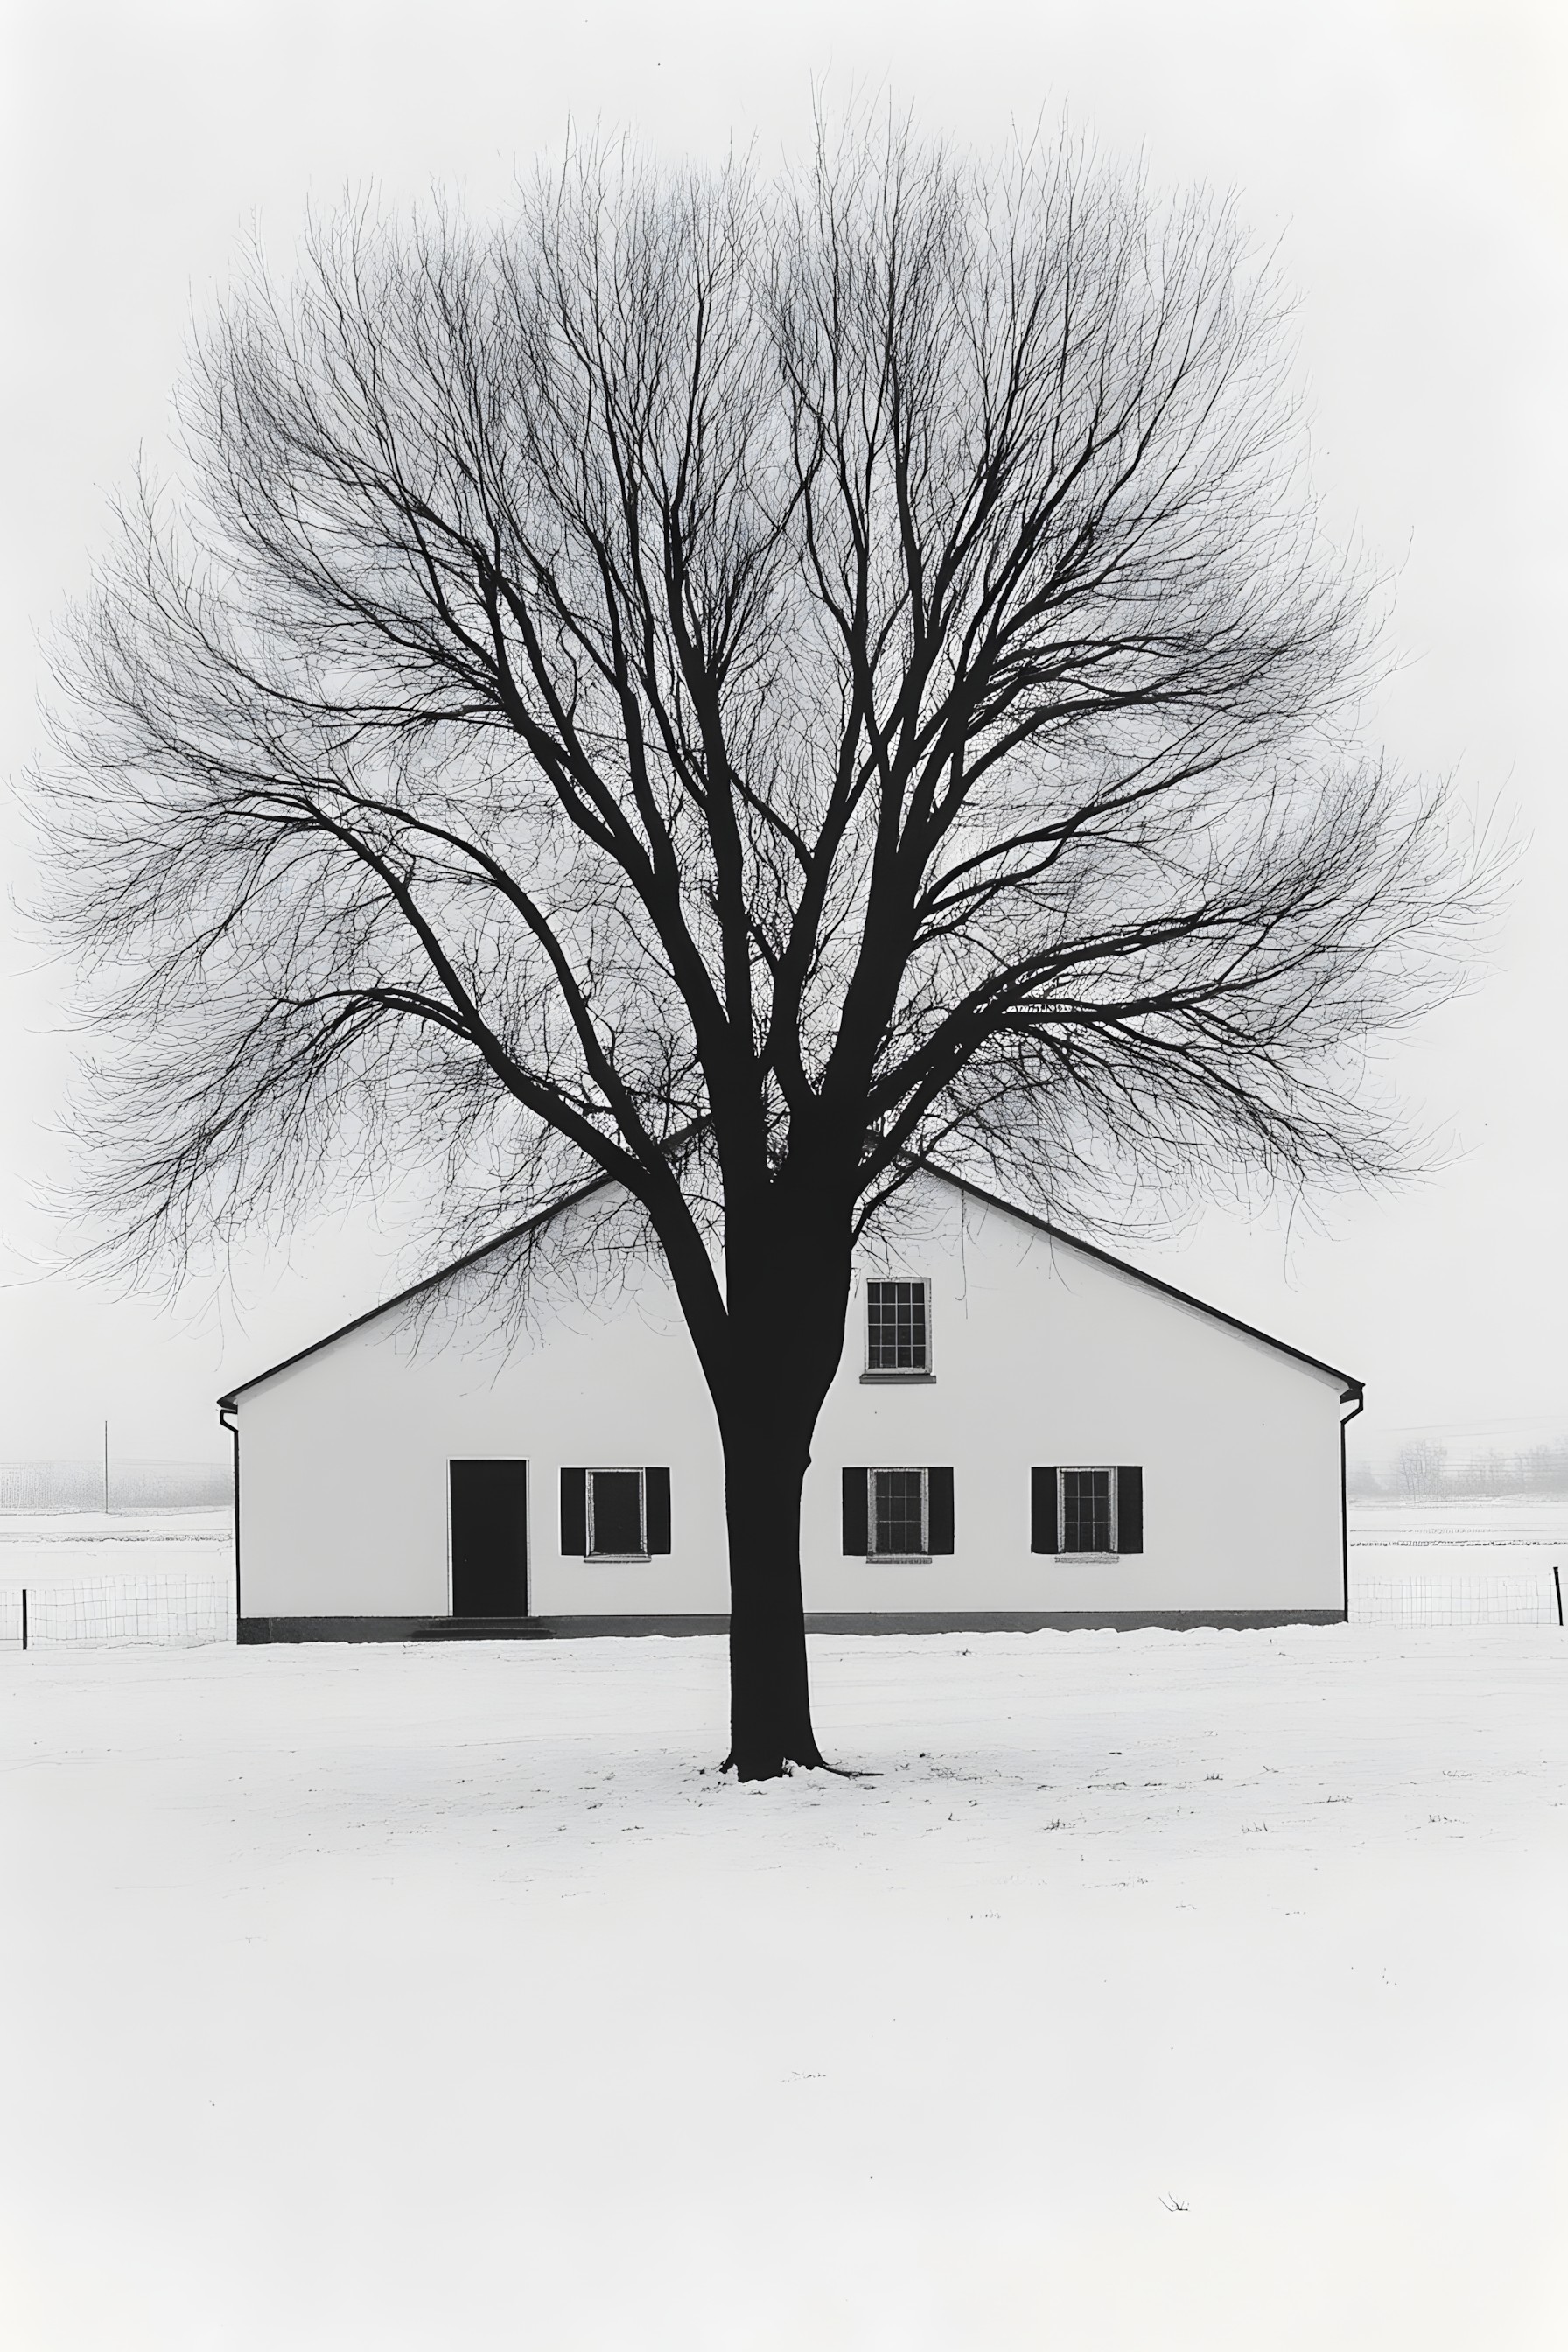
[217,1171,612,1410]
[218,1164,1362,1410]
[936,1170,1361,1402]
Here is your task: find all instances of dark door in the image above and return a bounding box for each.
[449,1460,528,1617]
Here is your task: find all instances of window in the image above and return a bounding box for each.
[1061,1467,1114,1554]
[842,1466,956,1558]
[872,1466,928,1557]
[560,1467,673,1558]
[588,1467,646,1558]
[1031,1466,1144,1558]
[864,1278,932,1376]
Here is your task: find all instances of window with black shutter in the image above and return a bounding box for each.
[840,1466,955,1559]
[1032,1466,1145,1558]
[561,1466,672,1559]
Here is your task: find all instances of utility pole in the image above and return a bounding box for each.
[102,1419,109,1516]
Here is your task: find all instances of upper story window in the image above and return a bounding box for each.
[864,1278,931,1377]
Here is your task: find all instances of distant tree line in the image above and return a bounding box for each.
[0,1461,231,1512]
[1347,1441,1568,1502]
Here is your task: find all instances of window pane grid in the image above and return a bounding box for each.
[871,1468,928,1556]
[870,1458,930,1552]
[866,1280,929,1371]
[1060,1468,1113,1554]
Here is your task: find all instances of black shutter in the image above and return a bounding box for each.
[1116,1466,1144,1554]
[560,1467,587,1555]
[1031,1467,1059,1554]
[842,1468,869,1554]
[645,1467,671,1554]
[927,1467,955,1553]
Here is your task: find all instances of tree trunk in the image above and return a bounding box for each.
[720,1404,828,1781]
[705,1194,857,1781]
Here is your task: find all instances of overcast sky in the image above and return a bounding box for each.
[2,0,1564,1470]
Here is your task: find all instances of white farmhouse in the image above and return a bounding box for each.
[221,1169,1361,1641]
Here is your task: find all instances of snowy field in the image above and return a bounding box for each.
[1349,1493,1568,1577]
[4,1618,1566,2350]
[0,1510,232,1592]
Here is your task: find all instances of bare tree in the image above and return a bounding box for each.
[31,123,1482,1776]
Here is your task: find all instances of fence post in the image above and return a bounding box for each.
[20,1588,27,1653]
[1554,1564,1564,1629]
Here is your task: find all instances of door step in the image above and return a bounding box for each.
[413,1617,552,1640]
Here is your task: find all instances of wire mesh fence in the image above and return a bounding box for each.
[0,1576,233,1650]
[1,1567,1561,1645]
[1354,1572,1564,1628]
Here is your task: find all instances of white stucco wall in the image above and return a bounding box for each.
[231,1178,1351,1623]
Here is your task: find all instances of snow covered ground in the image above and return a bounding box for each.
[4,1620,1565,2349]
[1351,1494,1568,1542]
[0,1509,231,1580]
